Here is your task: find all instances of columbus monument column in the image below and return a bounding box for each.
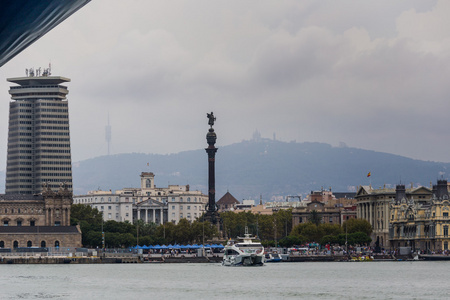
[204,112,220,224]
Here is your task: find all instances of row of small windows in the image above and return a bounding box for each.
[97,205,120,211]
[9,121,32,125]
[36,161,72,165]
[6,162,32,167]
[76,197,120,204]
[8,155,71,162]
[7,144,33,149]
[0,240,57,248]
[35,155,71,160]
[170,197,198,202]
[9,115,32,120]
[35,126,69,130]
[9,132,32,137]
[9,121,68,127]
[171,213,197,219]
[35,144,71,148]
[37,132,70,136]
[36,108,68,113]
[12,92,67,98]
[8,150,32,154]
[10,84,67,90]
[39,149,71,153]
[36,102,67,106]
[2,209,39,215]
[36,172,72,177]
[5,182,72,188]
[36,114,69,119]
[16,138,33,142]
[6,167,32,172]
[7,178,73,183]
[5,174,33,179]
[35,138,70,142]
[14,103,32,107]
[35,178,72,183]
[35,120,69,125]
[8,163,70,169]
[4,184,32,189]
[171,205,199,210]
[35,167,72,171]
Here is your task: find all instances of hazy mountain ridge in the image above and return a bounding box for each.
[1,140,448,200]
[71,139,450,201]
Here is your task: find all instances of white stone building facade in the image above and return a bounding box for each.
[73,172,208,224]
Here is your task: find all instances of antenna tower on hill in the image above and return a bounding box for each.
[105,114,112,156]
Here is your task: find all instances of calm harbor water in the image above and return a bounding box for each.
[1,261,449,299]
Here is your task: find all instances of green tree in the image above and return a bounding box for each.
[104,220,135,234]
[71,204,103,246]
[85,231,102,248]
[273,209,292,239]
[175,219,192,244]
[278,235,303,247]
[155,222,176,244]
[70,204,102,231]
[343,219,372,236]
[319,223,343,237]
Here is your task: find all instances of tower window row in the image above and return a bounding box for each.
[35,126,69,130]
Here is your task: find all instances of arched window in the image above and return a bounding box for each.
[0,241,4,248]
[13,241,18,248]
[55,241,60,247]
[41,241,46,247]
[146,179,151,188]
[27,241,32,247]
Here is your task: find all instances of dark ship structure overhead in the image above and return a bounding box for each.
[0,0,90,67]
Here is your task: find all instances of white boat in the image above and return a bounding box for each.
[265,252,282,263]
[222,227,265,266]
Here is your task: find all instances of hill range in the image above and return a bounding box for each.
[0,139,449,201]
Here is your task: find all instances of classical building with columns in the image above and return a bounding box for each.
[356,183,432,248]
[0,183,82,248]
[73,172,208,225]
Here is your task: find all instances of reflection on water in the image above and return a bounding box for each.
[2,262,450,299]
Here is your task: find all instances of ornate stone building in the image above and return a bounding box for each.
[389,180,450,252]
[356,184,432,248]
[0,183,81,249]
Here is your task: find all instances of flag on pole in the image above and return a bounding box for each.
[367,172,371,177]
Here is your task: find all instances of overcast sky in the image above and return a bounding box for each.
[1,0,449,171]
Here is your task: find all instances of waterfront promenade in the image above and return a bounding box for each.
[0,251,403,264]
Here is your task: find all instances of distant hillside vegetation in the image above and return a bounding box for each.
[0,140,447,200]
[69,139,450,201]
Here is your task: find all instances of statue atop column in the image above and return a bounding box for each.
[205,112,219,225]
[207,112,216,128]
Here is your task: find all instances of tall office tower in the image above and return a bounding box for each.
[5,67,73,194]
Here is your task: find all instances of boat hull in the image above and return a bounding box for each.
[222,254,265,266]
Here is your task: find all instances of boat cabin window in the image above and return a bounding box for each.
[225,249,240,256]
